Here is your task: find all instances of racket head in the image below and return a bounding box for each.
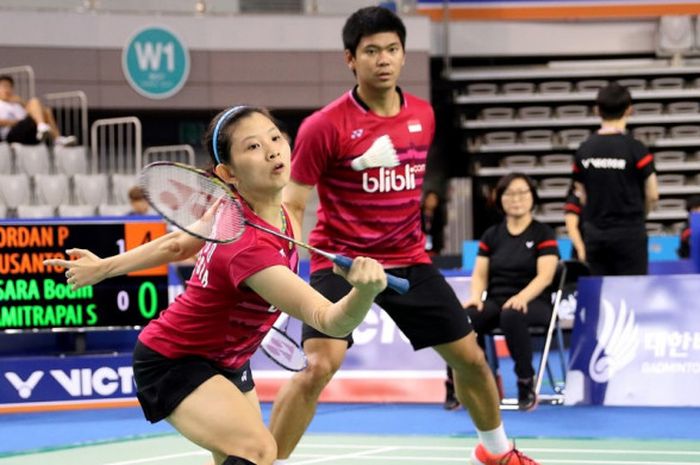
[260,325,308,372]
[139,161,246,243]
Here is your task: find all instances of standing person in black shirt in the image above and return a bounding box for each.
[678,195,700,258]
[564,184,585,261]
[465,173,559,411]
[572,83,659,276]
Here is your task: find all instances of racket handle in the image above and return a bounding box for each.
[332,255,410,295]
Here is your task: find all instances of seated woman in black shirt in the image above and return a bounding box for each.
[465,173,559,411]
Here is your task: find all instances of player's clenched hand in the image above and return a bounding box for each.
[333,257,387,295]
[43,248,106,291]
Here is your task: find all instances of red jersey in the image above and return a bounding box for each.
[292,87,433,272]
[139,203,298,370]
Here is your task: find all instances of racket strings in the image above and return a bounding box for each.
[141,164,246,243]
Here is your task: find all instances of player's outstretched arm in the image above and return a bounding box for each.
[43,229,205,290]
[246,257,387,337]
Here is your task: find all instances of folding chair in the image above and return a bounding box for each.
[484,260,590,409]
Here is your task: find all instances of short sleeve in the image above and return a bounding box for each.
[572,152,584,183]
[535,223,560,258]
[227,233,289,288]
[564,189,582,216]
[633,141,655,179]
[290,112,338,186]
[477,226,496,257]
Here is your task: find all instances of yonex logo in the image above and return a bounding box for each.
[525,241,534,249]
[589,299,640,383]
[263,335,295,363]
[351,129,364,139]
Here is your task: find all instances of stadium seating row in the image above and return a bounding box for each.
[466,77,695,96]
[0,173,137,219]
[478,101,699,120]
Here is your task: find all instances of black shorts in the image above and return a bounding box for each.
[132,340,255,423]
[301,264,472,351]
[5,116,38,145]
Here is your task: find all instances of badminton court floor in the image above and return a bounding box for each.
[1,433,699,465]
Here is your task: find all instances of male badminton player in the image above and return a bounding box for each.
[270,7,540,465]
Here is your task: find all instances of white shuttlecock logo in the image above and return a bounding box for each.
[588,298,639,383]
[351,135,399,171]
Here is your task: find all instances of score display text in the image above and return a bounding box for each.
[0,221,169,331]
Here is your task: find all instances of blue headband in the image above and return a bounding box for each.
[212,105,246,164]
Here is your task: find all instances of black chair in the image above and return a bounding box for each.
[483,259,590,409]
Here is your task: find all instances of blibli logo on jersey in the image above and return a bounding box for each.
[362,165,419,193]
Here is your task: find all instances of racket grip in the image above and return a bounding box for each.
[332,255,410,295]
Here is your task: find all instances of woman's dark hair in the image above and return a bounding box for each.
[596,83,632,120]
[342,6,406,57]
[203,105,273,166]
[494,172,539,214]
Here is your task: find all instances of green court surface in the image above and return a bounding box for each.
[1,434,699,465]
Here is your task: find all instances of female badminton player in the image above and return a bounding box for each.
[44,106,388,465]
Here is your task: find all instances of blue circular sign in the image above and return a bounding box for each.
[122,26,190,100]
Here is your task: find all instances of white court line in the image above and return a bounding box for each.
[297,443,700,456]
[292,446,399,464]
[292,457,700,465]
[100,450,207,465]
[541,461,698,465]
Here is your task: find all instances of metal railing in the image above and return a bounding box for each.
[142,144,195,168]
[44,90,88,149]
[90,117,142,174]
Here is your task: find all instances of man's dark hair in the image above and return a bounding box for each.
[342,6,406,57]
[687,195,700,212]
[0,75,14,86]
[596,83,632,120]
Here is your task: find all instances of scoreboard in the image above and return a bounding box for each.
[0,219,169,331]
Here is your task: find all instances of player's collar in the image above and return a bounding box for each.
[351,85,405,112]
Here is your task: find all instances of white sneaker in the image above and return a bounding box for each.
[36,122,52,142]
[55,135,78,147]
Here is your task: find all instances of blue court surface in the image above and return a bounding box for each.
[1,402,699,464]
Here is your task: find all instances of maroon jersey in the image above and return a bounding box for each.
[292,87,433,272]
[139,203,298,370]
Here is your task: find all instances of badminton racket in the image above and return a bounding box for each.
[260,313,307,371]
[139,161,410,294]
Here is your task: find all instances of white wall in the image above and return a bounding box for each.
[0,9,661,57]
[433,19,659,57]
[0,10,431,52]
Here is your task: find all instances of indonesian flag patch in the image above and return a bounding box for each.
[407,120,422,133]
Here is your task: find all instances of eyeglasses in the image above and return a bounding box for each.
[502,189,532,199]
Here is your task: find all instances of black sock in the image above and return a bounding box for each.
[222,456,256,465]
